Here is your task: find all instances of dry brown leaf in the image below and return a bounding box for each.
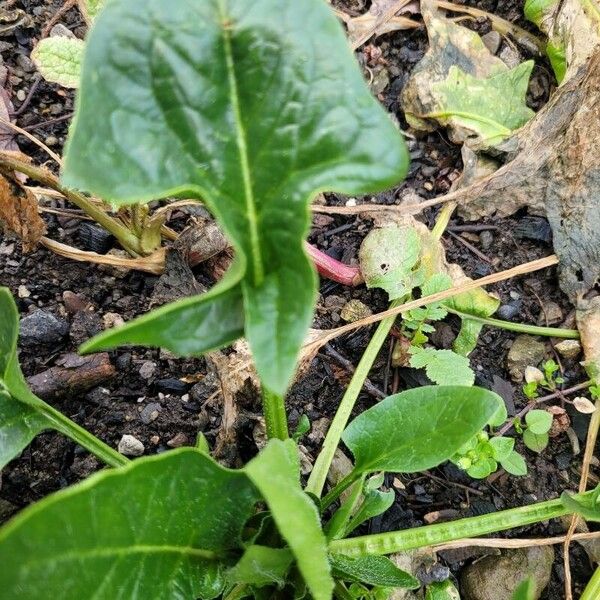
[341,0,420,45]
[0,172,46,252]
[0,86,17,153]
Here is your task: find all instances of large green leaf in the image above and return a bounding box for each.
[0,289,53,468]
[0,449,260,599]
[245,440,333,600]
[62,0,408,395]
[342,386,502,475]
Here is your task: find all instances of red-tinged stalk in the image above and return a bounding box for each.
[305,242,363,286]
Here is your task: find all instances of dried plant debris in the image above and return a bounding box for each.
[577,296,600,383]
[0,171,46,252]
[401,0,534,150]
[449,0,600,300]
[335,0,420,46]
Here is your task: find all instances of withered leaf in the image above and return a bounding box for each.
[0,173,46,252]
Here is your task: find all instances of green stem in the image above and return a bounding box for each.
[321,471,361,511]
[41,401,129,468]
[262,388,289,440]
[334,582,356,600]
[446,308,580,339]
[581,567,600,600]
[305,298,401,497]
[329,492,594,556]
[0,154,143,256]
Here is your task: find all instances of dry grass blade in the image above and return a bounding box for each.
[41,237,165,274]
[432,531,600,552]
[0,116,62,165]
[0,173,46,252]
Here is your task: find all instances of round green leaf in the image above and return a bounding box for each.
[523,429,549,453]
[342,386,503,475]
[489,436,515,461]
[525,410,553,434]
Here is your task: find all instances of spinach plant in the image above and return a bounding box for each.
[1,0,599,598]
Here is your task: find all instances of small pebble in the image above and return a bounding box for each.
[17,285,30,298]
[19,310,69,346]
[555,339,581,360]
[140,402,161,424]
[481,31,501,54]
[340,299,372,323]
[167,433,188,448]
[479,230,494,250]
[118,434,144,457]
[139,361,157,380]
[16,89,26,102]
[103,312,124,329]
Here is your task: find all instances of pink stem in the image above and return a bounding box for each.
[305,242,363,287]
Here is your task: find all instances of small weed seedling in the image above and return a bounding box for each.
[1,1,599,598]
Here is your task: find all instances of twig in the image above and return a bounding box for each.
[304,255,559,352]
[447,229,493,264]
[432,530,600,552]
[22,112,74,131]
[0,152,142,255]
[11,74,42,117]
[41,0,77,37]
[323,344,386,399]
[495,381,592,436]
[0,116,62,164]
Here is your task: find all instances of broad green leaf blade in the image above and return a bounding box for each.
[342,386,502,474]
[428,62,535,149]
[501,451,528,476]
[409,347,475,386]
[80,268,245,355]
[228,545,293,588]
[330,554,419,589]
[0,449,260,599]
[0,287,18,376]
[31,37,84,88]
[0,289,53,468]
[62,0,408,394]
[245,440,333,600]
[489,436,514,461]
[0,392,50,469]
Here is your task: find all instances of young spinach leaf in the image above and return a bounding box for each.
[228,545,293,589]
[330,554,419,589]
[342,386,502,475]
[245,439,333,600]
[63,0,408,395]
[0,288,127,469]
[0,449,260,599]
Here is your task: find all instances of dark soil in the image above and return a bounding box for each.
[0,1,596,598]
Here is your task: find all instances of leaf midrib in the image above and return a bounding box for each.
[218,0,264,286]
[20,544,218,569]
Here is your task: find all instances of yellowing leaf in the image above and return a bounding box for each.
[427,63,535,149]
[32,37,84,89]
